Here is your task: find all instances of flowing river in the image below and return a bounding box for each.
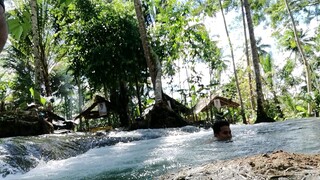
[1,118,320,179]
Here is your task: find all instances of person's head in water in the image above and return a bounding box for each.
[212,120,232,141]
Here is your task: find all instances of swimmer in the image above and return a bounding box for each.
[212,120,232,141]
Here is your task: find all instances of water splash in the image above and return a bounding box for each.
[2,118,320,179]
[0,126,201,178]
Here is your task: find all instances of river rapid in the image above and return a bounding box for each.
[1,118,320,179]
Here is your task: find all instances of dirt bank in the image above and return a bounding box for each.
[158,150,320,179]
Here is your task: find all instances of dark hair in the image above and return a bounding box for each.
[212,121,230,134]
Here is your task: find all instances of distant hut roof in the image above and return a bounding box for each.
[142,93,192,117]
[75,94,192,121]
[74,95,114,120]
[193,95,239,114]
[163,93,192,115]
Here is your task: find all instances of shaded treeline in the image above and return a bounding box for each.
[0,0,319,128]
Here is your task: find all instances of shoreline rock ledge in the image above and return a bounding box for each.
[158,150,320,180]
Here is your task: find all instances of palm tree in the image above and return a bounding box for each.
[30,0,42,104]
[284,0,312,115]
[240,0,255,112]
[30,0,52,100]
[242,0,274,123]
[218,0,246,124]
[133,0,162,103]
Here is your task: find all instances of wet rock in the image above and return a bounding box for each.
[158,150,320,180]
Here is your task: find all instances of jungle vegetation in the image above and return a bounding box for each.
[1,0,319,129]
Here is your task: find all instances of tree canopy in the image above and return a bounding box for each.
[0,0,319,127]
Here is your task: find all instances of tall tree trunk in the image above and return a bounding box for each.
[240,0,255,112]
[134,0,187,128]
[39,1,51,97]
[135,76,143,119]
[218,0,247,124]
[77,77,83,131]
[30,0,52,100]
[40,45,51,97]
[30,0,42,104]
[243,0,274,123]
[119,81,130,127]
[284,0,312,116]
[134,0,162,103]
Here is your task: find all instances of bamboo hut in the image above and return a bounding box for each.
[192,95,240,124]
[74,95,115,131]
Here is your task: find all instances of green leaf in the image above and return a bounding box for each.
[40,97,47,105]
[7,19,23,40]
[29,87,41,104]
[296,105,307,113]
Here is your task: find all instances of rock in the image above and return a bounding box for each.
[158,150,320,180]
[146,101,189,128]
[0,111,54,138]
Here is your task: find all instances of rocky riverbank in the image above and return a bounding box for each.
[158,150,320,179]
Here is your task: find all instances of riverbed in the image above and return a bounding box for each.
[2,118,320,179]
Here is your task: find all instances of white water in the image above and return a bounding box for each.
[3,118,320,179]
[5,129,209,180]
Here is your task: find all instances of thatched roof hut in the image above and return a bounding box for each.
[163,93,192,115]
[74,95,114,120]
[193,95,239,114]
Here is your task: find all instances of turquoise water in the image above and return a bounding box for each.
[2,118,320,179]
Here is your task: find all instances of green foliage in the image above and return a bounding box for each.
[29,87,46,105]
[280,91,310,118]
[7,4,33,57]
[2,0,77,115]
[278,30,299,51]
[204,0,219,16]
[266,1,319,28]
[260,54,273,86]
[264,100,283,120]
[0,74,12,102]
[265,1,286,28]
[221,79,237,100]
[249,0,269,25]
[0,0,319,123]
[7,4,32,41]
[58,0,147,92]
[2,44,34,107]
[279,59,302,89]
[149,0,221,75]
[296,105,307,116]
[52,0,150,125]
